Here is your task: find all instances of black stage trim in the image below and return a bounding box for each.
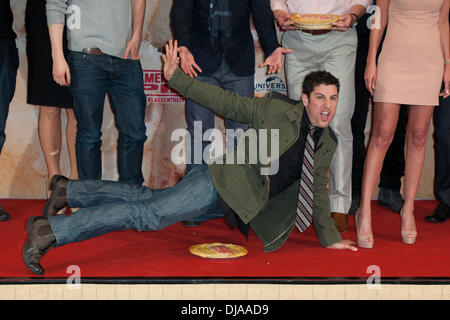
[1,276,450,285]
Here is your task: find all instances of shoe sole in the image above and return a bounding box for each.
[357,242,374,249]
[41,201,51,218]
[182,222,202,227]
[425,217,446,223]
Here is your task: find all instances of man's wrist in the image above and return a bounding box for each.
[52,51,66,60]
[349,12,359,24]
[131,32,143,41]
[273,10,287,22]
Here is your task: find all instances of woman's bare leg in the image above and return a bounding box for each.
[357,102,400,242]
[401,105,434,235]
[38,106,62,189]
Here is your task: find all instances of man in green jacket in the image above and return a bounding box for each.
[23,40,357,276]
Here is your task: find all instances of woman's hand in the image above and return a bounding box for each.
[440,64,450,99]
[364,62,377,96]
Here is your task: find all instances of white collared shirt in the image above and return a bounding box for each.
[270,0,372,15]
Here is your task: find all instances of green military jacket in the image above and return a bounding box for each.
[168,69,342,251]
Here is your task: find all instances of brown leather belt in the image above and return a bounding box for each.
[302,29,331,36]
[82,48,104,55]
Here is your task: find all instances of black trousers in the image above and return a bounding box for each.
[351,32,406,198]
[433,85,450,207]
[0,37,19,154]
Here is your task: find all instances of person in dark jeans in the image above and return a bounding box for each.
[46,0,147,184]
[171,0,290,171]
[426,85,450,222]
[171,0,291,226]
[0,0,19,222]
[349,4,406,214]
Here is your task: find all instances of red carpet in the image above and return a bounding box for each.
[0,199,449,279]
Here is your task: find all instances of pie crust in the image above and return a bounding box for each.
[289,13,339,30]
[189,243,248,259]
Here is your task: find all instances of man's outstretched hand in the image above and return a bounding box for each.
[163,39,180,81]
[259,47,294,75]
[327,239,358,251]
[178,46,202,78]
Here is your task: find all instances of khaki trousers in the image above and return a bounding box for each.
[283,28,357,214]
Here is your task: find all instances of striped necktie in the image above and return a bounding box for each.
[295,126,317,232]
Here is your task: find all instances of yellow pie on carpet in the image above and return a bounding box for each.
[189,243,248,259]
[289,13,339,30]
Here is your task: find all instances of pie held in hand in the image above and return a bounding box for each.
[289,13,339,30]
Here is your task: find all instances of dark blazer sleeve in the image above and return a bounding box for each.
[250,0,280,58]
[170,0,194,50]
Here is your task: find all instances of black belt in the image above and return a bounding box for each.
[302,29,331,35]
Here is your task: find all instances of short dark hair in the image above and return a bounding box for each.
[302,71,340,98]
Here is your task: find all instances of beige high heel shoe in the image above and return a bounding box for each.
[355,211,374,249]
[400,209,417,245]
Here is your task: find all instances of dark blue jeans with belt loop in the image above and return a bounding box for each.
[185,59,252,172]
[0,37,19,154]
[67,51,147,184]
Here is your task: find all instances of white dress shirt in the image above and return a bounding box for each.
[270,0,372,15]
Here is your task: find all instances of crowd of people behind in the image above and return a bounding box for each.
[0,0,449,274]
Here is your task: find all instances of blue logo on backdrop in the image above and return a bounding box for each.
[255,76,287,94]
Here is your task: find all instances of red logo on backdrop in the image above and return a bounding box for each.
[143,70,185,104]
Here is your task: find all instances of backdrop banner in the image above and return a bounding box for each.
[1,0,435,199]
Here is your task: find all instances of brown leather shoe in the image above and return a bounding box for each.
[23,216,56,275]
[42,175,69,217]
[331,212,348,233]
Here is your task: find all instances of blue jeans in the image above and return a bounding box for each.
[67,51,147,184]
[185,60,252,171]
[48,164,223,247]
[0,38,19,154]
[434,85,450,207]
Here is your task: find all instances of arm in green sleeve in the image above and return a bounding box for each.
[168,68,266,124]
[312,150,342,247]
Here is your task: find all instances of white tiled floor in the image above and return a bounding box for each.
[0,284,449,300]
